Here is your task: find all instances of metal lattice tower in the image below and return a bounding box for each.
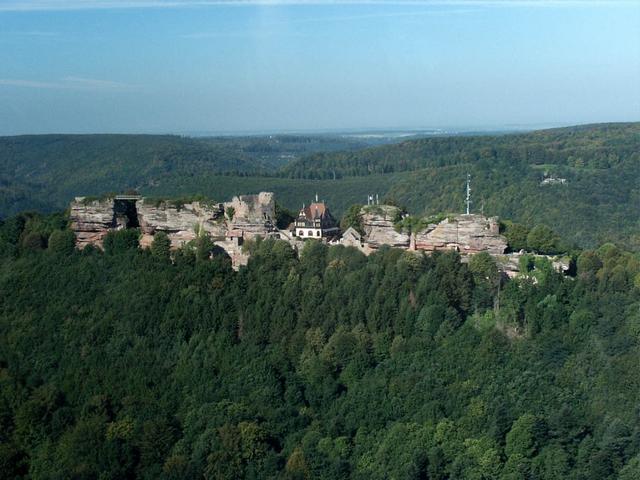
[466,173,471,215]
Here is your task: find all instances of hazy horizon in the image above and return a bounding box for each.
[1,1,639,135]
[0,121,604,138]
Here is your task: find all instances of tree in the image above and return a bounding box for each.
[340,204,364,235]
[195,232,215,262]
[151,231,171,261]
[526,225,560,255]
[469,252,501,310]
[21,232,46,252]
[275,203,296,229]
[469,252,500,289]
[285,447,309,480]
[619,455,640,480]
[103,229,139,254]
[501,221,529,252]
[505,414,546,459]
[48,229,76,255]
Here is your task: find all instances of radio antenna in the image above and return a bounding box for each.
[466,173,472,215]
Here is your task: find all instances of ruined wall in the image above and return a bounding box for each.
[414,214,507,254]
[224,192,276,238]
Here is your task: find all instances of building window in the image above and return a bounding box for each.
[307,230,313,236]
[298,230,303,236]
[316,231,320,237]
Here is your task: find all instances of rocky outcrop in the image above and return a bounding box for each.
[69,192,277,257]
[224,192,276,238]
[495,252,571,279]
[137,200,225,248]
[355,207,507,256]
[414,214,507,254]
[360,205,410,249]
[69,198,116,248]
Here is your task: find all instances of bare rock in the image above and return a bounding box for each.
[361,205,410,249]
[69,197,115,248]
[224,192,276,238]
[137,200,225,248]
[415,214,507,254]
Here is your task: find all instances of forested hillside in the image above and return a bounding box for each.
[0,123,638,250]
[280,123,640,178]
[0,133,395,218]
[281,123,640,250]
[0,214,639,479]
[0,134,263,217]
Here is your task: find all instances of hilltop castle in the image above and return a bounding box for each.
[69,191,570,276]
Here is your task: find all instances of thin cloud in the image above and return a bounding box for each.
[181,7,477,38]
[0,79,63,88]
[0,0,636,12]
[4,30,60,36]
[0,77,136,91]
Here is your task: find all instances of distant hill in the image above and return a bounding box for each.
[0,132,407,218]
[280,122,640,178]
[279,122,640,250]
[0,123,638,250]
[0,134,269,216]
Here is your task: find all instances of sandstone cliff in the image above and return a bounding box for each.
[358,207,507,255]
[360,205,410,249]
[69,193,277,257]
[414,214,507,254]
[137,200,225,248]
[69,198,116,248]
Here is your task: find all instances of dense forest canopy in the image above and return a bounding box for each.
[0,212,639,479]
[279,122,640,178]
[0,133,404,218]
[0,123,638,251]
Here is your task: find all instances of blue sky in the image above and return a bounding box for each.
[0,1,639,135]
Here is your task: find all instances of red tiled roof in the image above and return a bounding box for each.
[302,202,327,220]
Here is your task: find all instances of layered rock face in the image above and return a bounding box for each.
[414,214,507,254]
[137,200,225,248]
[225,192,276,238]
[360,205,410,249]
[69,193,276,263]
[69,198,116,248]
[356,207,506,255]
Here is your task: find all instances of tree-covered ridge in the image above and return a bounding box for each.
[0,213,639,479]
[280,122,640,179]
[0,134,267,206]
[0,133,404,218]
[277,122,639,251]
[0,123,638,250]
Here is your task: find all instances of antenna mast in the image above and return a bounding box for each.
[466,173,471,215]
